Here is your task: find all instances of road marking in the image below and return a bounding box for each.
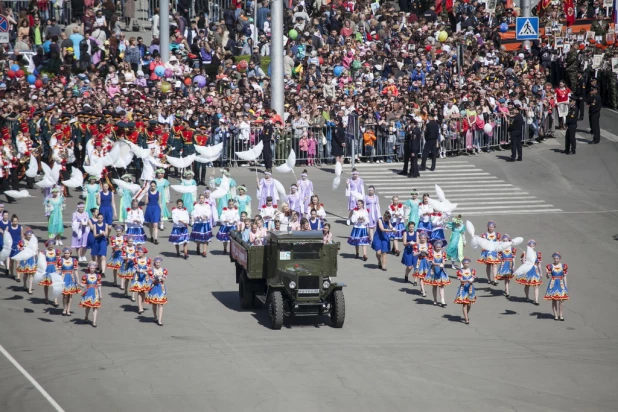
[365,177,498,184]
[464,209,563,215]
[0,344,65,412]
[445,200,548,206]
[380,188,525,194]
[455,204,555,211]
[361,169,487,175]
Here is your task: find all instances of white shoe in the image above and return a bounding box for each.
[58,240,63,245]
[346,219,351,226]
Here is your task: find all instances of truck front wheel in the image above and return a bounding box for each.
[330,290,345,328]
[269,291,284,330]
[239,276,253,310]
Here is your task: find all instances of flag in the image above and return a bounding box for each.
[565,0,575,26]
[614,0,618,25]
[435,0,443,14]
[446,0,453,12]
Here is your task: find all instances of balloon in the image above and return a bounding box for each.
[318,57,324,65]
[193,75,206,88]
[438,31,448,42]
[184,77,192,86]
[10,64,20,72]
[351,60,361,70]
[483,123,493,134]
[16,70,25,78]
[333,66,344,77]
[237,60,248,72]
[7,70,15,79]
[499,23,508,33]
[34,79,43,88]
[161,81,171,93]
[288,29,298,40]
[154,66,165,76]
[27,75,36,85]
[164,68,173,78]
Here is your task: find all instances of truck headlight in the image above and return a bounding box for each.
[322,280,330,289]
[289,281,296,289]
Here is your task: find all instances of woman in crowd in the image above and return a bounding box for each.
[45,187,65,245]
[256,171,278,208]
[235,185,252,217]
[89,212,109,275]
[417,194,433,235]
[97,181,116,226]
[84,176,100,218]
[371,210,395,271]
[348,199,370,261]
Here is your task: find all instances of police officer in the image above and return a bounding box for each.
[420,113,439,171]
[399,120,413,176]
[574,72,586,120]
[564,98,578,155]
[409,118,421,178]
[508,104,525,162]
[588,86,601,144]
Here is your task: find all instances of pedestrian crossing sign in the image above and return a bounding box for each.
[516,17,539,40]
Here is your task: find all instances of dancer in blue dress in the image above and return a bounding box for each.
[89,213,109,276]
[544,252,569,321]
[516,239,543,305]
[58,248,80,316]
[145,256,168,326]
[17,229,37,291]
[371,212,395,271]
[130,247,151,314]
[454,258,476,324]
[496,234,516,298]
[476,221,501,286]
[97,182,116,225]
[388,196,405,256]
[144,181,162,244]
[79,262,102,327]
[217,199,240,254]
[7,215,23,279]
[86,208,98,261]
[38,240,59,300]
[412,232,432,296]
[118,237,137,296]
[308,208,323,230]
[347,199,370,261]
[170,199,191,259]
[401,222,417,283]
[423,240,451,307]
[417,194,434,234]
[107,226,126,286]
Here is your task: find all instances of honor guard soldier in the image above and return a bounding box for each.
[574,72,586,120]
[587,86,601,144]
[564,98,578,155]
[194,125,209,185]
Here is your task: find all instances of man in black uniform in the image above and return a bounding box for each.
[588,86,601,144]
[508,105,525,161]
[399,120,412,175]
[262,118,274,170]
[574,72,586,120]
[409,118,421,178]
[420,114,439,171]
[564,98,578,155]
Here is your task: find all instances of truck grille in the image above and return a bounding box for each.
[297,276,320,295]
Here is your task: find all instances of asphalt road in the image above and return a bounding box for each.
[0,114,617,412]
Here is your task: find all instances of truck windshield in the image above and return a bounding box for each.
[279,243,322,260]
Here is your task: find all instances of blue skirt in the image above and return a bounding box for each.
[347,227,370,246]
[9,245,20,258]
[544,277,569,300]
[392,222,405,240]
[417,220,432,233]
[371,234,391,252]
[190,222,213,243]
[86,231,95,250]
[62,273,80,295]
[99,206,113,225]
[454,283,476,304]
[401,245,417,267]
[91,237,108,256]
[169,226,189,245]
[107,249,124,269]
[496,260,515,280]
[146,282,167,305]
[216,224,236,242]
[129,272,151,292]
[126,226,146,244]
[423,266,451,286]
[144,204,161,224]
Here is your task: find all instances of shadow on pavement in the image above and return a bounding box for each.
[388,276,407,284]
[37,317,54,323]
[120,304,139,313]
[137,315,156,324]
[414,298,434,305]
[109,292,131,300]
[530,312,555,320]
[501,309,517,315]
[339,252,358,259]
[399,287,422,296]
[23,307,34,313]
[476,287,505,298]
[442,314,464,323]
[507,296,532,303]
[3,294,24,300]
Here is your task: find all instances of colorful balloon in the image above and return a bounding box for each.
[237,60,248,72]
[288,29,298,40]
[351,60,361,70]
[16,70,25,78]
[154,66,165,77]
[438,31,448,42]
[499,23,508,33]
[10,64,20,72]
[164,68,173,78]
[193,75,206,88]
[27,75,36,85]
[184,77,192,86]
[34,79,43,88]
[7,70,15,79]
[333,66,344,77]
[161,81,171,93]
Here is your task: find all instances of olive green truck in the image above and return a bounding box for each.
[229,230,345,330]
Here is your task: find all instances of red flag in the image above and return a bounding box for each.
[446,0,453,12]
[435,0,442,14]
[565,0,575,26]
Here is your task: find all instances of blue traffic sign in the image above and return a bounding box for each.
[0,15,9,32]
[516,17,539,41]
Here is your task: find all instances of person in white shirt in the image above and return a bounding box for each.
[259,196,277,229]
[125,200,146,244]
[216,199,240,254]
[170,199,191,259]
[190,192,218,257]
[347,199,371,261]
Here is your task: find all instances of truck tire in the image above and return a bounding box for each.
[239,276,253,310]
[330,290,345,328]
[269,291,284,330]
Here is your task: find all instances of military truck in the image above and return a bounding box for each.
[229,230,345,330]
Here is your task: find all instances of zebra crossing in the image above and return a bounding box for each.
[352,160,561,216]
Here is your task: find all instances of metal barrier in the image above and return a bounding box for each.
[1,0,73,25]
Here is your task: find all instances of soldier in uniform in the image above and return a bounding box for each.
[573,71,586,120]
[194,125,209,185]
[590,13,608,36]
[565,47,580,91]
[587,86,601,144]
[40,106,55,162]
[564,98,578,155]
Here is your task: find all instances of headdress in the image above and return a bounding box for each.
[527,239,536,246]
[153,256,163,263]
[88,261,98,268]
[62,247,71,253]
[45,239,55,247]
[552,252,561,259]
[462,257,471,264]
[433,240,443,247]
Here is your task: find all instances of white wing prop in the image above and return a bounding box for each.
[113,179,141,194]
[35,174,57,188]
[514,246,536,277]
[273,179,287,199]
[428,184,457,214]
[25,155,38,178]
[112,142,134,168]
[12,235,38,261]
[49,273,65,301]
[0,231,13,261]
[275,149,296,173]
[195,142,223,158]
[170,185,198,195]
[4,189,33,199]
[467,220,523,252]
[33,252,47,284]
[100,143,121,167]
[50,162,62,183]
[127,141,151,159]
[83,160,104,180]
[62,167,84,188]
[235,141,263,161]
[195,155,220,164]
[210,176,230,199]
[166,154,196,169]
[350,191,365,201]
[496,237,524,252]
[332,161,343,190]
